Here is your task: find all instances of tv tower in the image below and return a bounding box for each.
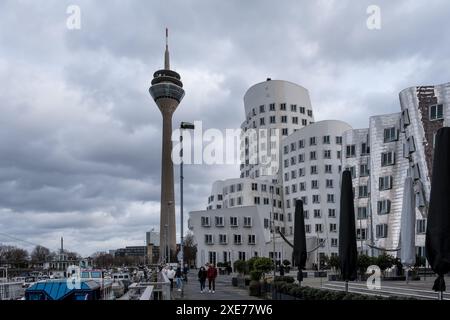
[149,29,185,263]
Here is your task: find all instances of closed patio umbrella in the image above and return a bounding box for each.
[293,199,307,284]
[400,176,416,282]
[339,169,358,292]
[426,127,450,300]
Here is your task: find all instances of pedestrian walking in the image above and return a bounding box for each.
[198,266,207,293]
[166,266,176,290]
[207,264,218,293]
[175,265,183,291]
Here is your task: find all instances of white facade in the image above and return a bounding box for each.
[282,120,352,257]
[189,206,292,267]
[189,79,449,268]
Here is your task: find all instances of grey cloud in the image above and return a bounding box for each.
[1,0,449,255]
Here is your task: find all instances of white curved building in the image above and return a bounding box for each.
[282,120,352,258]
[240,79,315,179]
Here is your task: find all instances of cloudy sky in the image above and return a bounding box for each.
[1,0,449,256]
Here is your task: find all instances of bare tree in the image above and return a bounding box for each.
[31,245,50,263]
[183,232,197,268]
[0,245,29,267]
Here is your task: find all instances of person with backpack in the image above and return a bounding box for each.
[207,264,218,293]
[198,266,207,293]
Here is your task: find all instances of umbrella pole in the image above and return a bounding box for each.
[345,281,349,293]
[439,291,443,301]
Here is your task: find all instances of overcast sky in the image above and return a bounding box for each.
[1,0,449,256]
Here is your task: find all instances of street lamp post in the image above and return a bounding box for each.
[180,122,195,297]
[164,224,169,264]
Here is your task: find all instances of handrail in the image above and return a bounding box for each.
[277,231,326,253]
[367,243,400,252]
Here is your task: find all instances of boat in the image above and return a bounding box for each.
[25,268,114,300]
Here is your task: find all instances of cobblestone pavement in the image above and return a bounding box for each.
[172,272,261,300]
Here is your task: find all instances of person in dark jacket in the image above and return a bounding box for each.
[207,264,218,293]
[198,266,207,293]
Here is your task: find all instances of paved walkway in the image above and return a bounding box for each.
[172,271,260,300]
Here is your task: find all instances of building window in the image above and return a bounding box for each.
[326,179,334,188]
[244,217,252,227]
[299,168,305,177]
[291,104,297,112]
[313,195,320,204]
[384,127,398,142]
[331,238,338,247]
[281,115,287,123]
[357,207,367,219]
[219,234,227,244]
[305,225,311,233]
[336,136,343,144]
[238,251,246,260]
[259,105,265,113]
[234,234,242,245]
[307,110,313,117]
[201,216,210,227]
[314,209,321,218]
[416,219,426,234]
[311,180,319,189]
[292,116,299,124]
[377,199,391,215]
[205,234,213,245]
[310,151,317,160]
[337,150,341,159]
[269,116,276,124]
[381,151,395,166]
[328,209,336,218]
[215,216,224,227]
[298,153,305,163]
[376,224,388,238]
[300,182,306,191]
[330,223,337,233]
[324,150,331,159]
[360,164,369,177]
[288,213,292,222]
[361,142,369,155]
[286,199,291,208]
[325,164,332,174]
[280,103,286,111]
[269,103,275,111]
[358,185,368,198]
[282,128,288,136]
[298,139,305,149]
[248,235,256,245]
[310,137,316,146]
[304,210,309,219]
[310,166,318,175]
[302,119,307,126]
[230,217,238,227]
[315,224,323,233]
[254,197,260,205]
[323,136,330,144]
[379,176,393,190]
[346,145,356,158]
[301,196,308,205]
[300,106,305,114]
[357,228,367,240]
[263,197,270,205]
[430,104,444,121]
[327,194,335,203]
[264,218,269,229]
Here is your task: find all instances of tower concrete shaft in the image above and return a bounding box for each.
[149,29,185,263]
